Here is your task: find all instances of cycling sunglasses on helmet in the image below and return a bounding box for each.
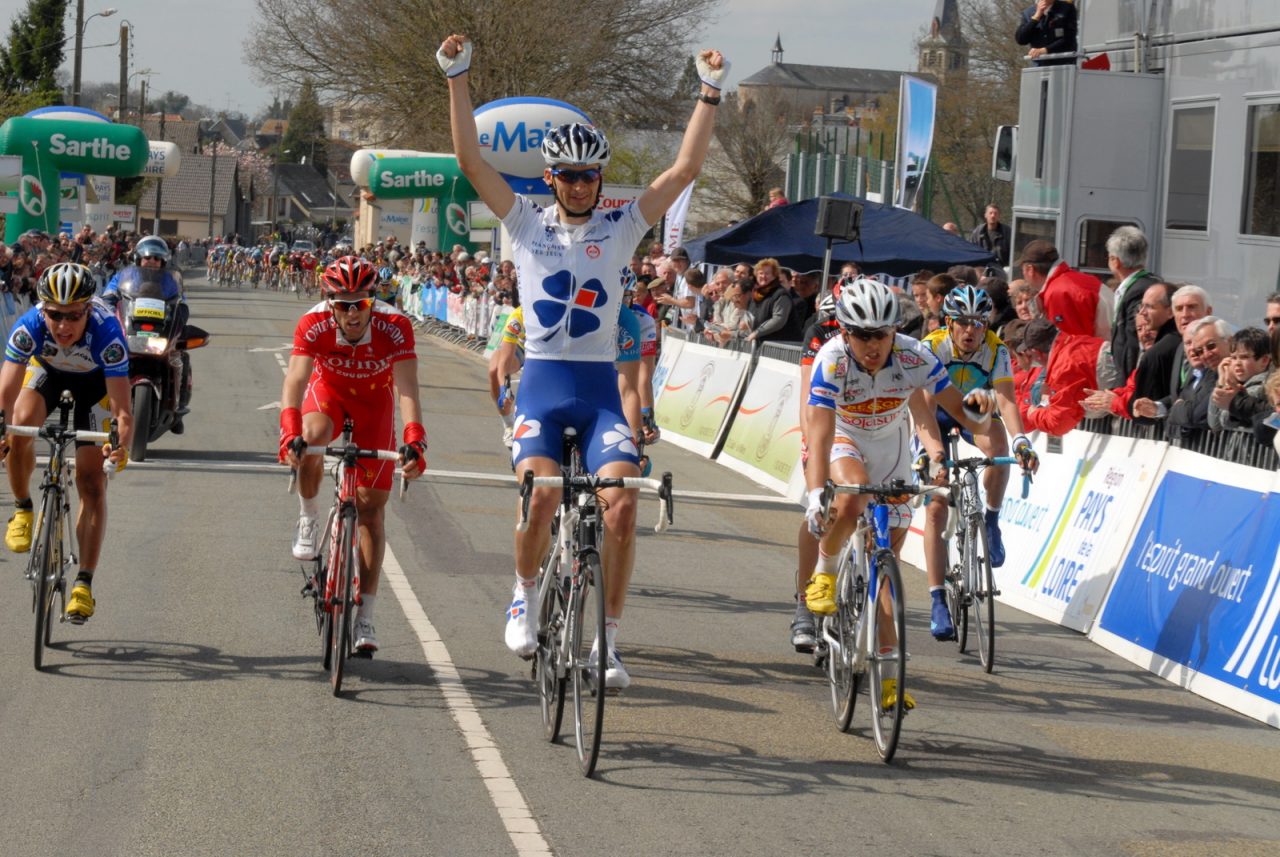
[550,167,603,185]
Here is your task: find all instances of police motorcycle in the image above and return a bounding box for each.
[105,238,210,461]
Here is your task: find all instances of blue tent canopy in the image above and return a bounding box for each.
[682,193,996,276]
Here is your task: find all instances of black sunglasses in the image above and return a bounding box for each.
[330,297,374,312]
[1266,316,1280,326]
[843,326,895,341]
[551,167,602,185]
[43,307,89,323]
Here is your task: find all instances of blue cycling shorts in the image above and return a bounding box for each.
[512,359,639,471]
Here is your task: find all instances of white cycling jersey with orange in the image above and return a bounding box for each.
[807,333,951,433]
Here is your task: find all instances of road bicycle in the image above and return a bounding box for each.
[519,428,673,777]
[814,477,943,763]
[290,419,405,696]
[1,392,116,671]
[941,431,1032,672]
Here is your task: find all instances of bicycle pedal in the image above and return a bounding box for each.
[350,649,373,660]
[64,613,88,626]
[992,588,1002,596]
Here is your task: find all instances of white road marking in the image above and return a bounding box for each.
[248,344,294,352]
[381,546,552,857]
[258,401,282,411]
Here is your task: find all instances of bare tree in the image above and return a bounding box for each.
[245,0,717,149]
[701,90,799,222]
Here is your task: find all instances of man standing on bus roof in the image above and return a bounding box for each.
[1016,0,1079,67]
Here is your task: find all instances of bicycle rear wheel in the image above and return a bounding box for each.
[829,549,865,732]
[536,523,567,741]
[868,550,907,763]
[570,550,607,777]
[32,489,60,671]
[969,517,996,672]
[329,507,358,695]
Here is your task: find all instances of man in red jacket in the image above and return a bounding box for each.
[1018,317,1106,436]
[1017,240,1110,339]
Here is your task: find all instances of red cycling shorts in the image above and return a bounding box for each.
[302,374,397,491]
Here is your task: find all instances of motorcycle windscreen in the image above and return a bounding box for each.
[116,266,170,301]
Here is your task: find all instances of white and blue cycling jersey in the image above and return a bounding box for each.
[503,194,651,363]
[4,300,130,378]
[808,334,950,435]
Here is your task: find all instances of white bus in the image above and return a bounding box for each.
[999,0,1280,327]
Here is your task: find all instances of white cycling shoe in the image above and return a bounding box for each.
[292,515,319,560]
[353,617,378,654]
[504,580,538,658]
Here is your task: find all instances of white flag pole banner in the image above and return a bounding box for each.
[664,182,695,252]
[894,75,938,211]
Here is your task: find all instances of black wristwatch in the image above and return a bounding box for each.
[697,92,721,106]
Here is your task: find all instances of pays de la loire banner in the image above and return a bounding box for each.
[718,355,804,498]
[1091,450,1280,727]
[653,340,749,458]
[901,430,1166,634]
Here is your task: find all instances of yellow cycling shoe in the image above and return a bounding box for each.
[65,582,95,624]
[880,678,916,712]
[804,573,837,615]
[5,508,33,553]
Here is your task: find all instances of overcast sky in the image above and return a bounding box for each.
[64,0,934,118]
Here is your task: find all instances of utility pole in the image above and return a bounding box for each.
[72,0,85,106]
[205,127,218,240]
[138,77,148,127]
[154,109,166,234]
[117,23,128,123]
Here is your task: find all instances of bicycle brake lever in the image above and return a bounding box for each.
[516,470,534,533]
[1021,471,1033,500]
[655,471,674,533]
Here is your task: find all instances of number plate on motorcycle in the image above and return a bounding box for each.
[132,297,166,319]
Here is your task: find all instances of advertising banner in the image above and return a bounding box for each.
[59,178,81,212]
[1,155,19,215]
[83,202,113,232]
[893,75,937,211]
[110,204,136,228]
[89,174,114,204]
[663,182,695,253]
[653,341,749,457]
[473,97,592,194]
[411,197,439,249]
[719,356,804,496]
[1091,451,1280,727]
[650,334,685,405]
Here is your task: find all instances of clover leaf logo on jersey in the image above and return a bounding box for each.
[531,270,608,341]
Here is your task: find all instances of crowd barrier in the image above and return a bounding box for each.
[647,327,1280,727]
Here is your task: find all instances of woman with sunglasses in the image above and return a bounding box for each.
[802,278,985,711]
[440,32,727,687]
[278,255,428,655]
[1,262,133,624]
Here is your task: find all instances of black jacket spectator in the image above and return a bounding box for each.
[748,283,798,344]
[969,222,1010,267]
[1111,272,1160,380]
[1131,317,1180,413]
[1166,367,1216,443]
[1015,2,1079,67]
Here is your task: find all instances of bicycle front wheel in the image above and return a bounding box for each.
[329,507,358,696]
[536,535,567,742]
[570,551,607,777]
[32,489,60,671]
[970,516,996,672]
[868,550,907,763]
[950,523,972,654]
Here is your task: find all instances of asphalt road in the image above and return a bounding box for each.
[0,274,1275,857]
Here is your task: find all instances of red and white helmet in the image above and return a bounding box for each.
[321,255,376,295]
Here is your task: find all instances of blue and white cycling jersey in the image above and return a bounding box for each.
[4,300,129,378]
[615,302,640,364]
[503,194,651,363]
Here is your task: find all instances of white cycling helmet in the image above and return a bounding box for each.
[833,277,899,330]
[541,123,611,168]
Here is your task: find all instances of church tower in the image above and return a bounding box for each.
[917,0,969,82]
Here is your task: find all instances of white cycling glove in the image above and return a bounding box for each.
[804,487,826,538]
[695,52,731,91]
[913,450,941,483]
[436,39,473,78]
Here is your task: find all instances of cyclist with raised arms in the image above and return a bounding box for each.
[279,255,429,655]
[803,279,982,710]
[918,285,1039,640]
[1,263,132,623]
[440,32,727,688]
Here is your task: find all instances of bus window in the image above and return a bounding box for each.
[1079,219,1139,272]
[1166,105,1215,231]
[1012,217,1057,264]
[1242,103,1280,237]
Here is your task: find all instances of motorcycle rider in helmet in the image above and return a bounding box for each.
[101,237,194,433]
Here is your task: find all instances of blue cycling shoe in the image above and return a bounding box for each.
[984,509,1006,568]
[930,594,956,641]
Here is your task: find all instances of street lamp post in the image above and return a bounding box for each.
[71,4,117,106]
